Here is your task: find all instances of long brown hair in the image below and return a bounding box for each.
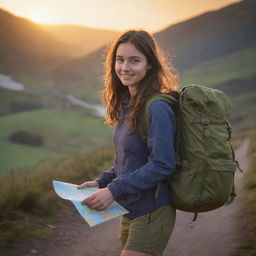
[102,29,179,130]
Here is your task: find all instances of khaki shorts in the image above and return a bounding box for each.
[120,205,176,256]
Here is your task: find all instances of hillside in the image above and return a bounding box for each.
[0,9,72,81]
[0,9,119,90]
[43,24,119,57]
[53,46,105,102]
[155,0,256,71]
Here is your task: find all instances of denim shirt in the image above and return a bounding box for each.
[96,100,176,219]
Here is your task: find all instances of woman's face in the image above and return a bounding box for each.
[115,42,151,90]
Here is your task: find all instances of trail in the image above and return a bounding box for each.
[1,139,250,256]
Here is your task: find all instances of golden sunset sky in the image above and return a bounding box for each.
[0,0,241,32]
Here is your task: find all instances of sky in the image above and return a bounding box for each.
[0,0,242,32]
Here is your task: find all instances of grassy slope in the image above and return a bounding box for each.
[0,108,113,173]
[0,87,63,116]
[180,46,256,87]
[0,88,26,116]
[0,142,62,175]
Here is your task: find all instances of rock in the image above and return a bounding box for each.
[47,224,56,229]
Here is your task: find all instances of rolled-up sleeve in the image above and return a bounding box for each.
[108,100,176,200]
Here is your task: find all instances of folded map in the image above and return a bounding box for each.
[53,180,129,227]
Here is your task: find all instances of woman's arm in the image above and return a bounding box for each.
[108,100,176,200]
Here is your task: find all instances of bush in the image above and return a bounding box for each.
[9,131,43,146]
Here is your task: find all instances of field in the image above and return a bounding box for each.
[0,108,113,174]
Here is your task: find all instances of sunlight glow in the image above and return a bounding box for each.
[0,0,242,31]
[29,13,52,24]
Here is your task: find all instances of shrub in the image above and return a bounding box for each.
[9,131,43,146]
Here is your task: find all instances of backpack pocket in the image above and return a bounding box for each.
[203,158,237,209]
[169,159,236,212]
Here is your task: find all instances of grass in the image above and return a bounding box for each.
[180,46,256,87]
[0,147,114,248]
[0,86,62,116]
[0,88,26,116]
[230,91,256,132]
[232,131,256,256]
[71,86,102,104]
[0,108,113,174]
[0,142,63,175]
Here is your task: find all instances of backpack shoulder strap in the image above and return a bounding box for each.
[136,92,179,142]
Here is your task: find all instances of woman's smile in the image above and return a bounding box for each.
[121,74,134,79]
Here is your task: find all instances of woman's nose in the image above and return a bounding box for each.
[121,61,130,71]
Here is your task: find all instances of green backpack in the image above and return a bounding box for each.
[137,84,238,215]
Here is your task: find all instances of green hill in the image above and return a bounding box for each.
[180,46,256,87]
[0,108,113,174]
[155,0,256,71]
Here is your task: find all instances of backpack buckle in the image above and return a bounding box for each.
[202,117,209,126]
[202,117,210,136]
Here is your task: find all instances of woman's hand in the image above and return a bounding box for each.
[82,187,114,211]
[76,180,99,189]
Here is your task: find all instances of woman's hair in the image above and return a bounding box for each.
[102,29,179,130]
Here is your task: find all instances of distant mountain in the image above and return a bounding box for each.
[0,9,119,88]
[155,0,256,71]
[43,25,119,57]
[53,0,256,102]
[0,9,73,80]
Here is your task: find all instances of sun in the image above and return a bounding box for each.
[27,12,53,24]
[23,7,54,24]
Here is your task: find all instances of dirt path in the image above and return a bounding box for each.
[1,139,250,256]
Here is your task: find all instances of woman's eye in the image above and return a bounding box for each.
[116,58,123,63]
[132,59,140,63]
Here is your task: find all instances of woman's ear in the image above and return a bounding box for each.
[147,64,152,70]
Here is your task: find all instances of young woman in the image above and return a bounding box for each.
[78,29,178,256]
